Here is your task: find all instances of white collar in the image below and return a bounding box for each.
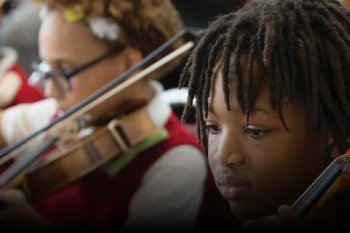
[147,81,171,128]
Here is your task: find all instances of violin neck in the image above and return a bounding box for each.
[291,153,350,218]
[0,137,58,189]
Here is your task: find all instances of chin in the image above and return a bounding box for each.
[229,201,275,220]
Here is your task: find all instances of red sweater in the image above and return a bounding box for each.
[4,64,43,108]
[31,113,238,230]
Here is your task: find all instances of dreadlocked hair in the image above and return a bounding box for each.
[179,0,350,154]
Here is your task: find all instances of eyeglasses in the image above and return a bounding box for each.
[30,47,122,94]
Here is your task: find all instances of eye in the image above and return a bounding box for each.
[59,63,73,75]
[205,122,221,135]
[244,127,270,140]
[40,62,70,77]
[62,62,73,70]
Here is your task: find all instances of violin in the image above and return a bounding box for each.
[1,103,167,200]
[0,29,199,200]
[291,152,350,219]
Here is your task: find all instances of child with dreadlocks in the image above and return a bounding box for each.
[180,0,350,229]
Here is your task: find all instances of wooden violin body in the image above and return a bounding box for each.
[20,103,161,200]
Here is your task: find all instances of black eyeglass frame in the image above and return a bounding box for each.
[32,46,123,93]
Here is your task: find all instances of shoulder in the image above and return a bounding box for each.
[143,144,207,184]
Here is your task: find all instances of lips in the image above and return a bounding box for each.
[217,177,251,200]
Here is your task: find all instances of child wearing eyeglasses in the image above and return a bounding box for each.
[0,0,237,231]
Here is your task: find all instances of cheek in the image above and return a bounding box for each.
[251,135,327,206]
[208,150,216,170]
[59,78,94,109]
[207,135,221,167]
[70,75,104,97]
[271,131,326,180]
[70,82,89,99]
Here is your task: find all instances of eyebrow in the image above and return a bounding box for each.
[249,107,282,122]
[252,108,270,115]
[207,104,276,121]
[208,60,275,118]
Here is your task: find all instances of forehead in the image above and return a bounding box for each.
[209,64,311,130]
[210,61,271,112]
[210,54,262,101]
[38,11,107,60]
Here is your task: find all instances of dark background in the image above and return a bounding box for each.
[161,0,247,89]
[172,0,246,29]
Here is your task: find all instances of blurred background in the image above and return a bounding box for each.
[0,0,247,75]
[163,0,247,89]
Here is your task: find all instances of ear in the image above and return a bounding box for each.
[119,47,143,70]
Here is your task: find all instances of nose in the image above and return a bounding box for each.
[44,79,64,99]
[211,131,245,167]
